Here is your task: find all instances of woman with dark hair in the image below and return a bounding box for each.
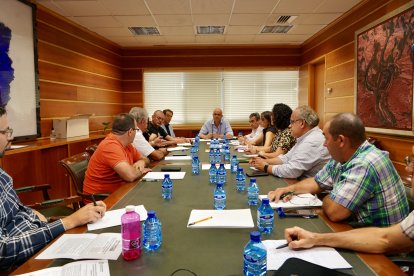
[259,103,296,159]
[246,111,276,153]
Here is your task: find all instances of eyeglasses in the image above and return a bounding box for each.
[405,155,414,166]
[288,194,319,206]
[289,118,303,125]
[0,127,13,138]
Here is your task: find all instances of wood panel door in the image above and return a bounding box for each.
[314,62,326,127]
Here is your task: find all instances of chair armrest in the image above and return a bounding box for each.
[15,184,51,200]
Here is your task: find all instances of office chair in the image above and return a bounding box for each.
[59,152,108,204]
[15,184,82,220]
[86,144,98,157]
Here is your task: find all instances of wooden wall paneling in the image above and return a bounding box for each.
[298,64,310,106]
[325,79,354,98]
[37,7,121,55]
[324,97,355,113]
[38,62,122,92]
[122,92,142,104]
[325,43,354,68]
[38,41,122,79]
[68,141,91,156]
[122,69,143,80]
[122,81,142,92]
[121,104,144,113]
[40,100,124,118]
[367,133,414,164]
[325,60,354,84]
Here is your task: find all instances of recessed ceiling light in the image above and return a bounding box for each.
[261,25,293,34]
[196,26,225,35]
[128,27,160,36]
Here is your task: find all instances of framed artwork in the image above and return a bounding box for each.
[355,2,414,136]
[0,0,40,141]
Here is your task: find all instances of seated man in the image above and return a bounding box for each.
[148,110,189,145]
[129,107,168,161]
[0,107,106,270]
[283,153,414,252]
[84,113,151,195]
[251,105,330,179]
[238,112,263,144]
[161,109,176,138]
[199,108,234,139]
[268,112,409,227]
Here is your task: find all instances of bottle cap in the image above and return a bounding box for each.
[125,205,135,212]
[262,198,269,204]
[147,210,156,218]
[250,178,256,183]
[232,155,237,158]
[237,168,243,172]
[250,231,261,242]
[164,174,170,178]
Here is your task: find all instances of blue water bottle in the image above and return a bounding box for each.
[223,145,230,161]
[214,183,226,210]
[236,168,246,192]
[191,146,198,158]
[217,163,226,185]
[209,148,215,163]
[143,210,162,251]
[247,178,259,205]
[161,174,173,199]
[257,198,274,234]
[192,156,200,175]
[215,148,222,164]
[230,155,239,174]
[209,163,217,184]
[243,231,267,276]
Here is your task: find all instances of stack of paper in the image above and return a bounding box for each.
[262,240,352,270]
[259,194,322,209]
[187,209,254,228]
[144,172,186,179]
[16,260,110,276]
[165,155,192,161]
[177,142,192,147]
[87,205,147,231]
[167,146,188,152]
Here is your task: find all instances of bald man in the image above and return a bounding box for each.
[199,108,234,139]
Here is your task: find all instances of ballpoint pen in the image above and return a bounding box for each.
[91,194,97,206]
[275,243,289,249]
[188,216,213,226]
[280,191,294,200]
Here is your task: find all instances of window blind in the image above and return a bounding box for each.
[144,70,298,124]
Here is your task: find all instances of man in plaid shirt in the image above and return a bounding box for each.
[268,112,409,227]
[0,107,106,270]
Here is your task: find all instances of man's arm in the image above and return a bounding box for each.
[114,161,142,182]
[199,121,212,139]
[224,120,234,138]
[267,177,322,202]
[322,196,352,222]
[149,148,168,161]
[284,223,414,254]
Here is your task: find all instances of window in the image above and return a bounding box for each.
[144,70,298,124]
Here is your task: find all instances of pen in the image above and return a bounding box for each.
[276,243,289,249]
[280,191,294,200]
[91,194,97,206]
[143,178,158,182]
[188,216,213,226]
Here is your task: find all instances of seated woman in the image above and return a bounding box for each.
[259,103,296,159]
[246,111,276,153]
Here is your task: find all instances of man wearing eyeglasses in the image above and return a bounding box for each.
[238,112,263,145]
[83,113,151,196]
[0,107,107,270]
[199,108,234,139]
[251,105,330,179]
[148,110,189,146]
[268,112,409,227]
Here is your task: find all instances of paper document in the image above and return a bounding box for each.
[187,209,254,228]
[16,260,110,276]
[259,194,322,209]
[144,171,186,179]
[243,154,258,157]
[199,139,211,142]
[9,145,29,149]
[165,156,192,161]
[36,233,121,260]
[201,163,231,170]
[262,240,352,270]
[88,205,147,231]
[177,143,192,147]
[229,141,240,146]
[250,166,259,171]
[167,146,188,152]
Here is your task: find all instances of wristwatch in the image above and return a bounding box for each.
[264,164,269,173]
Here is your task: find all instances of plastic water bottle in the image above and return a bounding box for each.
[236,168,246,192]
[257,198,274,234]
[192,156,200,175]
[217,163,226,185]
[223,145,230,161]
[209,148,215,163]
[214,183,226,210]
[247,178,259,205]
[121,205,141,261]
[209,163,217,184]
[143,210,162,251]
[191,146,198,158]
[243,231,267,276]
[215,148,222,164]
[230,155,239,174]
[161,174,173,199]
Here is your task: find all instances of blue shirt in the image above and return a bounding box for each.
[200,118,234,137]
[0,169,65,269]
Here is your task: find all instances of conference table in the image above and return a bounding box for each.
[12,140,405,275]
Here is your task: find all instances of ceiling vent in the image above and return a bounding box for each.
[196,26,225,35]
[128,27,160,36]
[261,25,293,34]
[276,15,297,24]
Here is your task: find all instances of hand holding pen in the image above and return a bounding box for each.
[267,188,294,202]
[279,226,317,250]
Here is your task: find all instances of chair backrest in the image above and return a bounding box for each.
[86,144,98,157]
[59,152,90,196]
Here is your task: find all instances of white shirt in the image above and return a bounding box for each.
[161,124,176,138]
[132,129,155,157]
[246,126,264,142]
[272,127,331,179]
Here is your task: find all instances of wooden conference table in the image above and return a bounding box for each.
[13,141,404,275]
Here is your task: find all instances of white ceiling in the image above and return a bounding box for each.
[36,0,363,47]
